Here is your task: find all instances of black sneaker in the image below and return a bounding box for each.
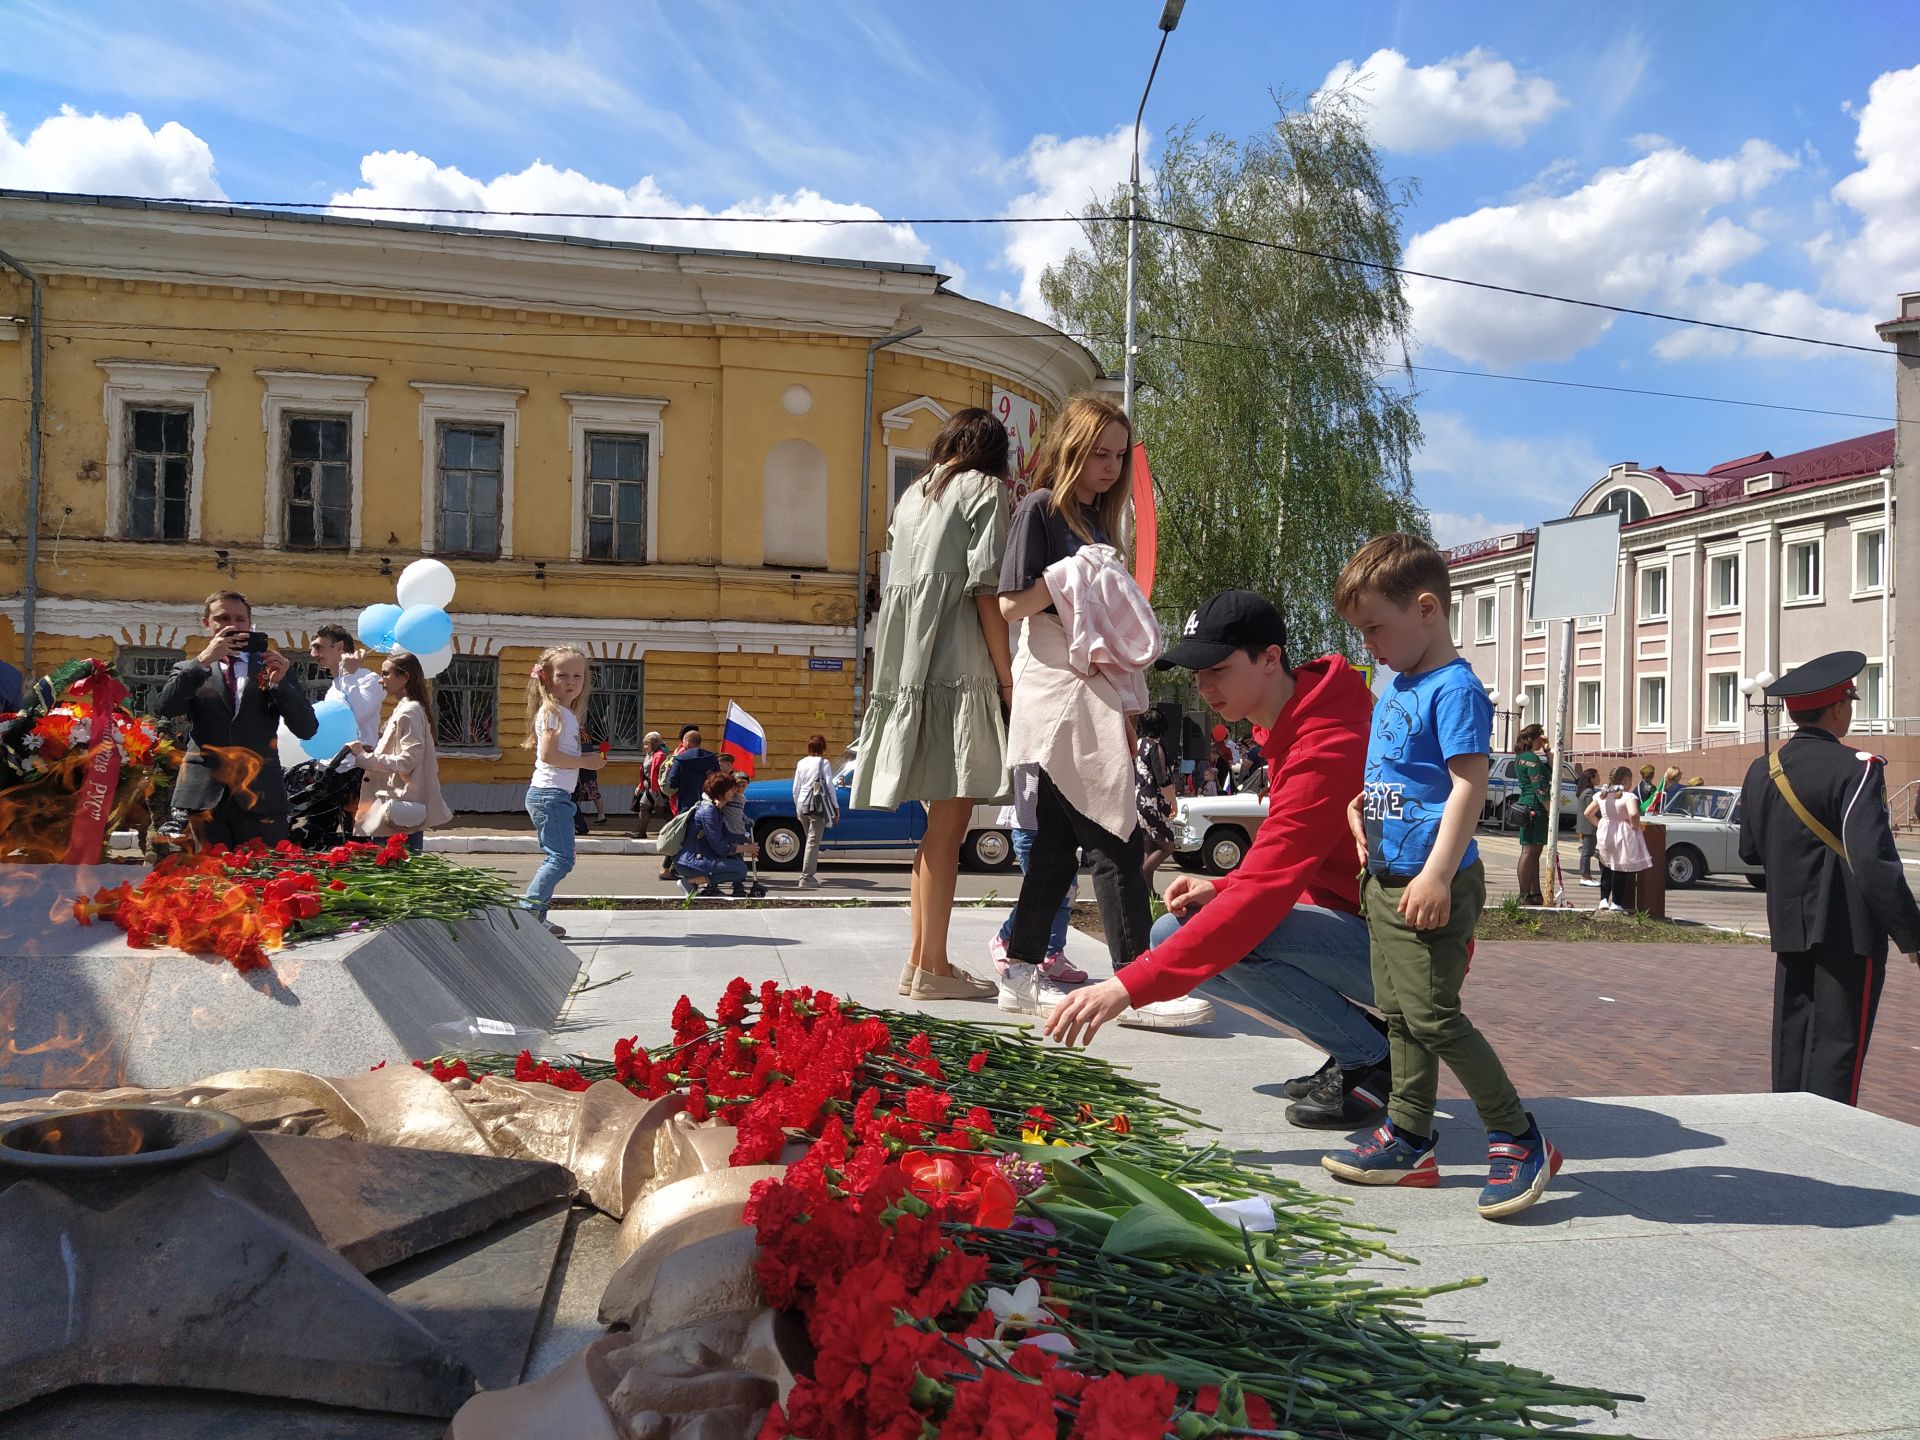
[1282,1054,1340,1101]
[1285,1060,1391,1130]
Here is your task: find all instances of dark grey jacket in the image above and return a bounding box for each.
[155,657,319,819]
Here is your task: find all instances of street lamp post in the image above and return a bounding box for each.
[1740,670,1780,757]
[1121,0,1185,420]
[1488,689,1530,754]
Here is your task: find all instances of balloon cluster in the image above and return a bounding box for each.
[357,560,459,677]
[284,560,462,768]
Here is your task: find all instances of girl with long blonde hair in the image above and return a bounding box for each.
[995,394,1210,1030]
[520,643,608,936]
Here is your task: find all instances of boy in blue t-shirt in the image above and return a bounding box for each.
[1321,534,1562,1220]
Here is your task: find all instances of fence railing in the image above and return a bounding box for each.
[1892,780,1920,833]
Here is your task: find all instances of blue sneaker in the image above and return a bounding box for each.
[1477,1115,1564,1220]
[1320,1123,1439,1188]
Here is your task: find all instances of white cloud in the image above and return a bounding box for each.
[1402,138,1874,366]
[327,151,931,268]
[1315,48,1566,152]
[1813,63,1920,311]
[1414,411,1612,542]
[0,106,223,199]
[996,127,1136,318]
[1425,509,1505,549]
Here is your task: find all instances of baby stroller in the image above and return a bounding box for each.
[285,746,362,850]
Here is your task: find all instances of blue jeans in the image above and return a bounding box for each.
[676,858,749,891]
[1150,902,1385,1067]
[523,786,577,918]
[996,827,1074,955]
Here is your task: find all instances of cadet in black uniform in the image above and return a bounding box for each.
[1737,651,1920,1106]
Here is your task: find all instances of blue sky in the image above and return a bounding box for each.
[2,0,1914,546]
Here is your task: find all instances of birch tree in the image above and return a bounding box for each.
[1041,92,1426,662]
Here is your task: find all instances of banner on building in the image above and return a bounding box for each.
[991,387,1043,505]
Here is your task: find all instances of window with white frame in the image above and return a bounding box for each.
[1783,535,1823,604]
[565,393,667,563]
[586,659,645,754]
[98,360,213,542]
[1708,552,1741,611]
[116,645,184,715]
[1639,565,1669,620]
[1523,682,1546,721]
[1854,527,1885,595]
[1575,679,1601,731]
[434,656,498,752]
[1638,675,1667,729]
[1522,586,1544,636]
[890,453,925,511]
[1861,662,1885,721]
[414,382,522,559]
[436,423,505,557]
[260,371,370,551]
[1706,671,1739,729]
[125,407,193,541]
[1475,593,1497,641]
[584,434,649,562]
[1448,598,1461,645]
[283,416,353,549]
[1596,488,1649,524]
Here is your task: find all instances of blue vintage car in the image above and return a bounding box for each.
[740,755,1014,872]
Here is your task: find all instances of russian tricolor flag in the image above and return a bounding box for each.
[722,701,766,777]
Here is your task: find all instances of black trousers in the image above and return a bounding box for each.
[1008,770,1151,970]
[1773,946,1887,1106]
[1598,864,1638,909]
[191,793,290,850]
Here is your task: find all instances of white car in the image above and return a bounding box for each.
[1649,785,1766,890]
[1170,793,1266,874]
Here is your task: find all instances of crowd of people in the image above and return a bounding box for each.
[136,389,1917,1217]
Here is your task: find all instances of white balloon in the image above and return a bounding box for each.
[395,557,457,610]
[276,722,310,772]
[415,642,455,678]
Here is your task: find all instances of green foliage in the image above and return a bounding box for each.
[1041,92,1428,660]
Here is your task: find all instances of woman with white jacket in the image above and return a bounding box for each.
[348,650,453,852]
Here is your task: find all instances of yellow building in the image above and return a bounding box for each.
[0,191,1100,810]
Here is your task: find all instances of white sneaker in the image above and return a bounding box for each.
[1116,994,1216,1031]
[1578,878,1600,888]
[997,961,1070,1019]
[987,933,1011,978]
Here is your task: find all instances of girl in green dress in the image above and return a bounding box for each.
[853,408,1015,1000]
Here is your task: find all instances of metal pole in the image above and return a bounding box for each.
[1122,13,1177,418]
[1543,618,1574,906]
[853,325,923,738]
[0,245,43,676]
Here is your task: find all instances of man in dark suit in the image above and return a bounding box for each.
[156,589,319,849]
[1738,650,1920,1106]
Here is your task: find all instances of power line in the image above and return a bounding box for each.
[65,192,1893,359]
[44,316,1907,427]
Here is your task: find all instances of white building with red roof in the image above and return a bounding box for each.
[1444,291,1918,807]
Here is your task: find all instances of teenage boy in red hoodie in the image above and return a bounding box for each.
[1044,590,1389,1129]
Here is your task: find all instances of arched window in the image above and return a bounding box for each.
[1595,488,1649,524]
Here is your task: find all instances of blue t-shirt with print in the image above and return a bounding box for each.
[1361,658,1491,877]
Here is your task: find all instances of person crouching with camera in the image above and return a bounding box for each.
[156,589,319,850]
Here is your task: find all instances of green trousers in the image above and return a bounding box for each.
[1362,860,1528,1136]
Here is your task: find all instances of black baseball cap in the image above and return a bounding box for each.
[1156,590,1288,671]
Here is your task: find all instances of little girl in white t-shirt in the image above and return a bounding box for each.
[521,644,609,935]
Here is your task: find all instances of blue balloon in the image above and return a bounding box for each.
[393,604,453,656]
[301,699,359,761]
[357,602,403,653]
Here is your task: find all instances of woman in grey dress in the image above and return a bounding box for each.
[853,408,1015,999]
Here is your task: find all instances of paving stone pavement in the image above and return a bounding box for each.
[542,906,1920,1440]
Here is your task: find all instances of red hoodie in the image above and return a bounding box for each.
[1119,655,1373,1008]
